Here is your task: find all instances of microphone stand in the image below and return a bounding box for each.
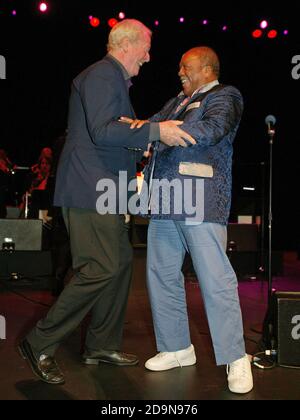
[256,123,278,354]
[250,123,275,337]
[259,161,266,276]
[267,124,275,303]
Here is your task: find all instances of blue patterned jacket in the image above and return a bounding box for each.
[144,84,243,224]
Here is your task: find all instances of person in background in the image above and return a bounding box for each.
[30,147,53,175]
[27,154,52,220]
[30,156,52,191]
[0,149,14,218]
[18,19,195,385]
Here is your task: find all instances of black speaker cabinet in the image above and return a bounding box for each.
[276,292,300,367]
[0,218,42,251]
[0,251,52,277]
[227,223,259,252]
[263,291,300,367]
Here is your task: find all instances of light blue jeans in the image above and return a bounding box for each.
[146,220,246,365]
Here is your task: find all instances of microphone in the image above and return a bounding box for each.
[265,115,276,135]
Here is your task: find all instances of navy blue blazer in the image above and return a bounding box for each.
[144,84,243,224]
[54,55,150,211]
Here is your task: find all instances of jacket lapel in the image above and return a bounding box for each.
[173,84,224,119]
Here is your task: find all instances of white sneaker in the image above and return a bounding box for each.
[227,354,253,394]
[145,344,196,371]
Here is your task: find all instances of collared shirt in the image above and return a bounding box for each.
[108,53,158,142]
[108,53,131,82]
[192,79,219,96]
[174,80,219,115]
[177,79,219,100]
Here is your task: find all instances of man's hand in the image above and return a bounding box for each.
[159,121,196,147]
[119,117,149,129]
[119,117,196,147]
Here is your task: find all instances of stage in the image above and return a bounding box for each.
[0,251,300,400]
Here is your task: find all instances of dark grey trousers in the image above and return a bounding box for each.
[27,208,133,357]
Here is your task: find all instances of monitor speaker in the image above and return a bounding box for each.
[263,291,300,367]
[0,250,52,277]
[0,219,42,251]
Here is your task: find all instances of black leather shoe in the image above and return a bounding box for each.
[82,349,139,366]
[18,339,65,385]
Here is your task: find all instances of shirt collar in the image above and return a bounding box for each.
[177,79,219,99]
[192,80,219,97]
[107,53,131,81]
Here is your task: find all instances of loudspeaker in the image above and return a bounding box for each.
[276,292,300,367]
[0,250,52,277]
[227,251,258,276]
[0,219,42,251]
[263,291,300,367]
[227,223,259,252]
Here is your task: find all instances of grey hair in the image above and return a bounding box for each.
[107,19,152,52]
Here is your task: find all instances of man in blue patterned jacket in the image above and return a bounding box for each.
[128,46,253,394]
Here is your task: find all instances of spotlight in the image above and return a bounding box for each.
[154,20,159,26]
[38,2,48,13]
[90,17,100,28]
[118,12,125,20]
[179,17,185,23]
[252,29,263,38]
[267,29,278,39]
[108,18,118,28]
[283,29,289,35]
[202,19,208,25]
[260,20,268,29]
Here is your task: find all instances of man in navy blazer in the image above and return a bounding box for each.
[129,47,253,394]
[18,19,195,385]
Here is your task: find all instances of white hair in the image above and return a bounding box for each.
[107,19,152,52]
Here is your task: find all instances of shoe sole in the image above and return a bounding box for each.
[145,359,196,371]
[228,386,253,394]
[83,358,139,366]
[18,344,65,385]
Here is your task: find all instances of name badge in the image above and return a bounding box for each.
[186,101,201,111]
[179,162,213,178]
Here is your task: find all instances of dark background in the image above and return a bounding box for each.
[0,0,299,250]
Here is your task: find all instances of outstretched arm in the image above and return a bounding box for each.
[119,117,196,148]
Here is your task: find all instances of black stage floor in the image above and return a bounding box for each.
[0,251,300,400]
